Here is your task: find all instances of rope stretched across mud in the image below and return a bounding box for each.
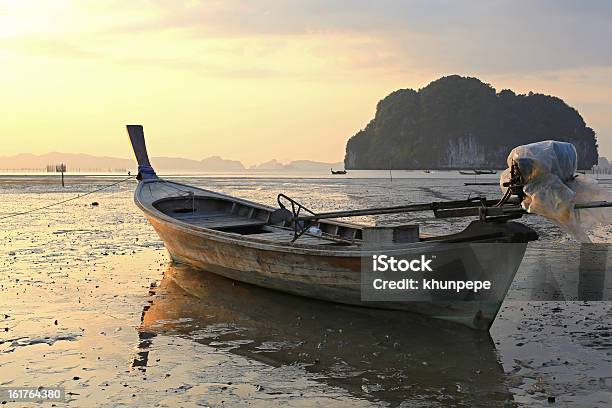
[0,176,135,221]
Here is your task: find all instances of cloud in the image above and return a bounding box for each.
[107,0,612,74]
[4,1,612,80]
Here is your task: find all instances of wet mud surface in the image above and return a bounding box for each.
[0,174,610,406]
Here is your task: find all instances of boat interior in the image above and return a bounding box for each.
[152,195,531,247]
[153,195,361,247]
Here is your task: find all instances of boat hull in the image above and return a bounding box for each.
[145,213,527,330]
[125,126,534,331]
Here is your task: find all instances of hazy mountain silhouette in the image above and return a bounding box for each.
[249,159,286,170]
[249,159,343,171]
[0,152,244,172]
[0,152,342,173]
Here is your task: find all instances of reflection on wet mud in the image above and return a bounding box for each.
[518,243,611,301]
[136,263,515,406]
[578,244,609,301]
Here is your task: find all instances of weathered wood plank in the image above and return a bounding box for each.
[176,214,268,229]
[245,230,338,246]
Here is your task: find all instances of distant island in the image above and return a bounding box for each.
[594,156,611,175]
[344,75,599,170]
[249,159,343,171]
[0,152,341,173]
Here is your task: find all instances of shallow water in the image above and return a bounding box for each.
[0,174,610,407]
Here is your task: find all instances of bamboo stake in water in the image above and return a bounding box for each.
[56,163,67,187]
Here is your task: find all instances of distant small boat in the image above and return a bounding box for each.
[331,168,347,175]
[127,125,538,330]
[458,170,496,175]
[423,170,431,174]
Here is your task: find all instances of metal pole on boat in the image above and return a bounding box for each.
[432,200,612,219]
[274,195,612,223]
[271,195,500,224]
[295,199,497,221]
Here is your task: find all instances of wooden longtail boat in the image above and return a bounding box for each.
[331,168,347,175]
[128,125,538,330]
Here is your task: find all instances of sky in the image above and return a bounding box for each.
[0,0,611,166]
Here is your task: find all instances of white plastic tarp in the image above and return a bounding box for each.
[500,140,611,242]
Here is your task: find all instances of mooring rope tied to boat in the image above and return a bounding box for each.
[0,175,136,220]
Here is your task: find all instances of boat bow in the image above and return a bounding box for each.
[127,124,157,180]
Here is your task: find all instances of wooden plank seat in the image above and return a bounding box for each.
[174,213,268,229]
[245,229,340,246]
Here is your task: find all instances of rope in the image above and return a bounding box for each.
[0,176,135,221]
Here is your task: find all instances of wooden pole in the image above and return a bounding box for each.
[56,163,66,187]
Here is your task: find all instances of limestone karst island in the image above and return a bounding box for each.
[344,75,599,170]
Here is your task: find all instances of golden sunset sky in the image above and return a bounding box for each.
[1,0,611,165]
